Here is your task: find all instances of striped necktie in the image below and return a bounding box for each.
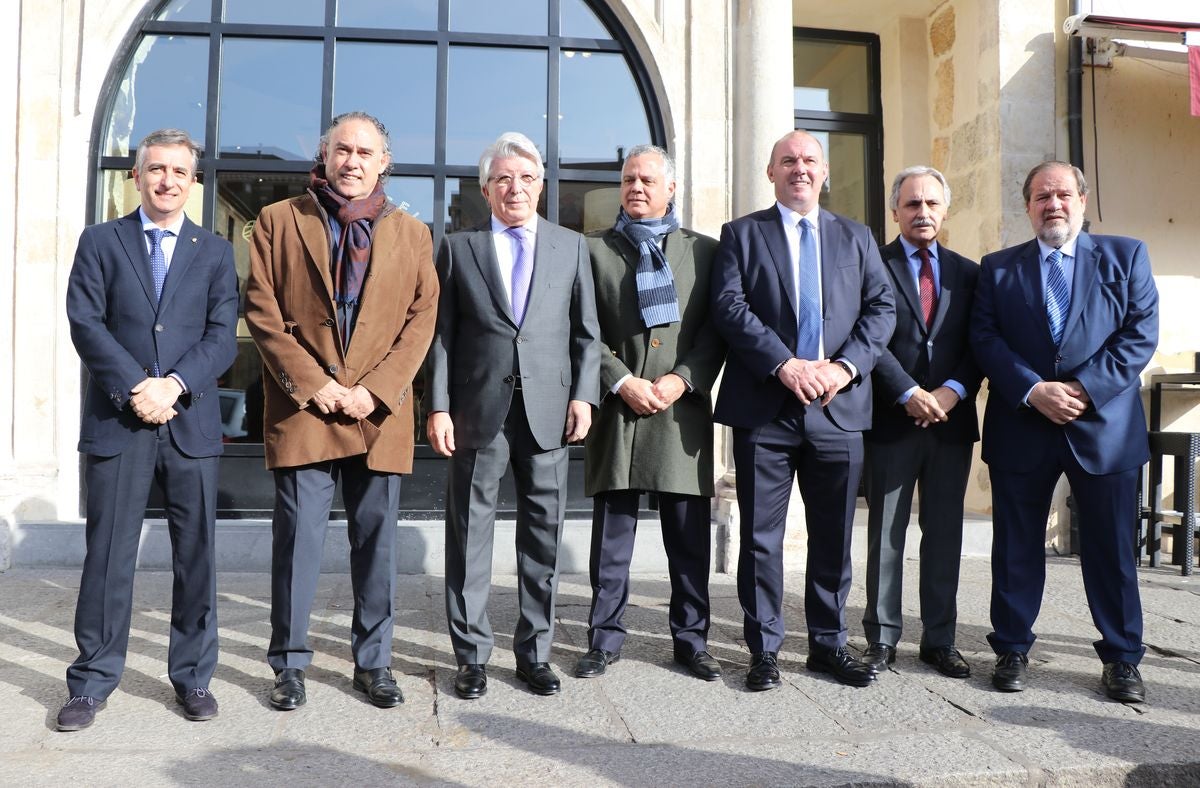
[795,217,820,359]
[1044,248,1069,346]
[146,227,172,376]
[917,247,937,328]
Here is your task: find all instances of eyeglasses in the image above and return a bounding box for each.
[488,173,541,189]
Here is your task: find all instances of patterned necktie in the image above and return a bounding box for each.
[917,247,937,328]
[1044,248,1069,346]
[795,217,821,360]
[506,225,533,324]
[146,227,172,302]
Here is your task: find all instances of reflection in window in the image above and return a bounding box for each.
[810,132,867,225]
[793,40,871,114]
[334,43,437,165]
[219,39,322,161]
[104,35,208,157]
[384,177,435,235]
[157,0,209,22]
[560,51,650,168]
[337,0,437,30]
[561,0,610,38]
[446,48,547,166]
[559,181,620,234]
[449,0,548,36]
[445,178,491,234]
[225,0,324,26]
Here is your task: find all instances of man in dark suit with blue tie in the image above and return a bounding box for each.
[59,128,239,730]
[971,161,1158,703]
[861,166,980,679]
[710,130,894,690]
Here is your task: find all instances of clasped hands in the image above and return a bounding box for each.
[617,372,687,417]
[1028,379,1091,425]
[776,358,851,406]
[904,386,961,428]
[310,380,381,421]
[130,377,183,424]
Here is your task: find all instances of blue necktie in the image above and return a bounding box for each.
[506,226,533,324]
[146,228,172,376]
[1044,248,1069,346]
[795,217,821,359]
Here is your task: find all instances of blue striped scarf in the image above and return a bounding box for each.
[615,204,680,328]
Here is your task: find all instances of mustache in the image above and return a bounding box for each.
[910,218,936,228]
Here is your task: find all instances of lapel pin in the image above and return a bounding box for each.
[191,237,198,243]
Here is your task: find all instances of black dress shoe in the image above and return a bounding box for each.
[806,646,877,687]
[575,648,620,678]
[515,662,561,696]
[56,696,105,731]
[454,664,487,699]
[1102,661,1146,703]
[991,652,1028,692]
[860,643,895,672]
[176,687,219,720]
[745,651,781,691]
[674,649,722,681]
[270,668,306,711]
[353,667,404,708]
[920,646,971,679]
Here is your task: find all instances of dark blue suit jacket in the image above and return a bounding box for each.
[710,206,895,431]
[67,210,239,458]
[970,232,1158,475]
[868,238,981,445]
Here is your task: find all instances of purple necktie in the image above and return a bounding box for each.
[506,225,533,324]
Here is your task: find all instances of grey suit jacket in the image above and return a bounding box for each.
[424,217,601,452]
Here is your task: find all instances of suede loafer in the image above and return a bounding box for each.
[991,652,1028,692]
[1102,661,1146,703]
[575,648,620,678]
[920,646,971,679]
[806,646,877,687]
[745,651,781,691]
[56,696,105,731]
[515,662,561,696]
[176,687,219,721]
[454,664,488,699]
[269,668,306,711]
[353,667,404,708]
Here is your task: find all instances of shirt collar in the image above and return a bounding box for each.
[491,214,539,236]
[1036,235,1079,262]
[138,207,186,237]
[776,202,820,229]
[898,235,938,262]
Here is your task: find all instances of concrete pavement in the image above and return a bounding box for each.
[1,551,1198,785]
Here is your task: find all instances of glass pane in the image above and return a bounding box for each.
[219,39,322,161]
[157,0,211,22]
[97,169,206,223]
[793,40,870,114]
[449,0,547,36]
[445,177,491,234]
[561,0,609,38]
[334,43,436,165]
[559,51,649,168]
[225,0,324,26]
[104,35,208,157]
[446,47,547,166]
[811,131,867,225]
[337,0,437,29]
[559,180,619,234]
[384,177,435,236]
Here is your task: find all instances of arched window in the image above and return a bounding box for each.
[90,0,663,514]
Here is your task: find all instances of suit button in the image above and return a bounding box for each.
[650,338,662,348]
[155,324,164,332]
[503,375,515,384]
[324,318,335,327]
[515,336,525,344]
[327,363,338,374]
[1056,354,1063,363]
[926,340,933,347]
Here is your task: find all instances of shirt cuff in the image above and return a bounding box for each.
[611,373,632,395]
[167,372,188,393]
[1021,383,1037,407]
[897,385,918,405]
[835,358,858,380]
[942,379,967,401]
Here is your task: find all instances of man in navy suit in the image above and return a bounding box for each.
[59,129,239,730]
[710,130,894,690]
[861,167,980,679]
[971,161,1157,702]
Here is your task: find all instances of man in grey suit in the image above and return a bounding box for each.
[576,145,726,682]
[59,128,239,730]
[860,167,980,679]
[425,131,601,698]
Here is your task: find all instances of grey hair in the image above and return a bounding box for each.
[889,166,952,211]
[134,128,201,176]
[623,144,675,183]
[1022,160,1088,204]
[317,111,392,185]
[478,132,545,182]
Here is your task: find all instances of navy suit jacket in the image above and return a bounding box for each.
[710,206,895,431]
[970,232,1158,475]
[67,210,240,458]
[868,238,981,444]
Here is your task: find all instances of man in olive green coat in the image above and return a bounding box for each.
[577,145,727,682]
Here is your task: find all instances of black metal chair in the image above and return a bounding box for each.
[1136,431,1199,576]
